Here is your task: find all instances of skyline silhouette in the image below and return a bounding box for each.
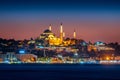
[0,0,120,43]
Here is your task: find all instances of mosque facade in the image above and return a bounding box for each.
[38,24,76,46]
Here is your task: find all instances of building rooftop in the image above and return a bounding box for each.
[44,29,52,33]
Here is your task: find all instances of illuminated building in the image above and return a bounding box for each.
[38,23,79,46]
[94,41,115,51]
[87,41,115,60]
[88,41,115,52]
[4,52,18,63]
[39,25,62,46]
[49,37,61,46]
[63,38,71,46]
[88,45,97,52]
[16,54,37,62]
[63,29,77,46]
[28,40,35,44]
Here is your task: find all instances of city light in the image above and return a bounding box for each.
[19,50,25,54]
[0,23,118,64]
[106,57,110,60]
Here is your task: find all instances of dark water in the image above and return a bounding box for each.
[0,64,120,80]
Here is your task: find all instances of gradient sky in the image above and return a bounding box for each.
[0,0,120,43]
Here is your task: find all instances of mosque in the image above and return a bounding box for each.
[38,23,76,46]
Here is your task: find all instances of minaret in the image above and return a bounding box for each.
[63,32,65,39]
[49,24,52,31]
[63,32,65,38]
[73,29,76,39]
[60,23,63,43]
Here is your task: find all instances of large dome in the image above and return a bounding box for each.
[43,29,52,33]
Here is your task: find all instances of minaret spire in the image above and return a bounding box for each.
[49,24,52,31]
[60,23,63,33]
[63,32,65,38]
[73,29,76,39]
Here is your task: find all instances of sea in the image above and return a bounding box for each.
[0,63,120,80]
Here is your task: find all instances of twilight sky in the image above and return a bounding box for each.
[0,0,120,43]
